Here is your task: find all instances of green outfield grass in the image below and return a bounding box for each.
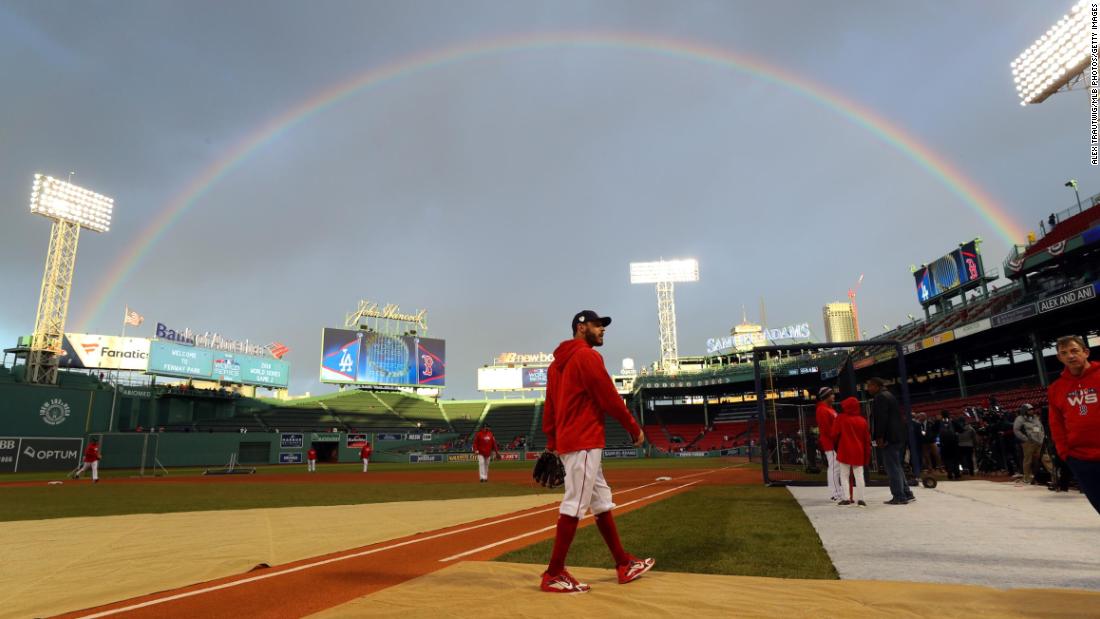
[496,485,838,580]
[0,455,740,483]
[0,481,558,522]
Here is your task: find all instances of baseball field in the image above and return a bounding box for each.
[2,457,1098,618]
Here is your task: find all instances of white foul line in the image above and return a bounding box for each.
[71,474,711,618]
[438,480,701,562]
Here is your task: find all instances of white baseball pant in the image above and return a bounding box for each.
[559,448,615,518]
[308,459,316,472]
[825,450,842,499]
[74,461,99,481]
[840,463,866,503]
[362,458,370,472]
[477,454,490,480]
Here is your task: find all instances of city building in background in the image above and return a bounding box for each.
[822,302,857,343]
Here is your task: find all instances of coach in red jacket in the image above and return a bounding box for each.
[815,388,841,501]
[539,310,652,594]
[832,397,871,506]
[1048,335,1100,515]
[473,425,500,482]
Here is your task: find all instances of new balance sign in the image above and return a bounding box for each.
[1038,284,1096,314]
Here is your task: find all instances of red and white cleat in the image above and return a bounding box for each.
[540,569,591,593]
[617,557,655,584]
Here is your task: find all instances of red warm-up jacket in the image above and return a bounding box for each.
[832,397,871,466]
[543,339,642,454]
[1048,360,1100,461]
[815,401,837,452]
[83,444,101,463]
[359,444,372,459]
[473,429,498,456]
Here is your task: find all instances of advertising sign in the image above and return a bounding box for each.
[320,328,446,387]
[920,331,955,350]
[954,318,992,339]
[447,453,478,462]
[148,341,214,379]
[280,433,304,449]
[0,437,18,473]
[310,432,341,442]
[914,240,984,306]
[990,303,1038,328]
[1037,283,1097,314]
[58,333,150,371]
[346,433,368,449]
[0,437,83,472]
[409,454,444,463]
[279,452,303,464]
[376,433,405,441]
[604,448,639,459]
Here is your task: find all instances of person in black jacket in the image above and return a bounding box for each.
[868,377,914,504]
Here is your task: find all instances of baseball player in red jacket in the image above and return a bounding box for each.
[360,441,373,473]
[307,447,318,473]
[815,387,841,501]
[832,397,872,507]
[539,310,653,594]
[72,437,102,483]
[473,425,501,482]
[1048,335,1100,515]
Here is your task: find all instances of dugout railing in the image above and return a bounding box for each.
[752,341,913,486]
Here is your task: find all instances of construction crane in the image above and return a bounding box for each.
[848,274,864,340]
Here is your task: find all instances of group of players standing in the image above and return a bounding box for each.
[813,334,1100,516]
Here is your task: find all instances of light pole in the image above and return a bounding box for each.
[630,259,699,373]
[1066,179,1083,214]
[27,174,114,384]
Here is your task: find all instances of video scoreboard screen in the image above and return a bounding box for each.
[477,365,549,391]
[147,341,290,388]
[319,328,445,387]
[913,240,982,306]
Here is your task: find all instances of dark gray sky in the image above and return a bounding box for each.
[0,1,1091,398]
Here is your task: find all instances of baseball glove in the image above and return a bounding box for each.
[532,451,566,488]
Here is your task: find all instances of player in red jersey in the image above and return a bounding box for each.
[473,425,501,482]
[72,437,102,483]
[360,441,373,473]
[307,447,318,473]
[1048,335,1100,515]
[539,310,653,594]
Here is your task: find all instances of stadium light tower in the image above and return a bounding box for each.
[26,174,114,384]
[630,259,699,373]
[1010,0,1091,106]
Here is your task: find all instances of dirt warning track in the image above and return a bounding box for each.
[59,467,734,618]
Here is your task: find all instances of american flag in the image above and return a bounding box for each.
[123,307,144,327]
[265,342,290,359]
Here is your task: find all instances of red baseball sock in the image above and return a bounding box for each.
[547,514,579,576]
[595,511,631,566]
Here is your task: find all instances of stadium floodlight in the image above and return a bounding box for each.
[629,259,699,284]
[1011,0,1091,106]
[26,173,115,385]
[629,259,699,373]
[30,174,114,232]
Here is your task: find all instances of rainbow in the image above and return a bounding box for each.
[74,31,1027,331]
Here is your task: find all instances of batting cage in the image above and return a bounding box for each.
[752,341,914,486]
